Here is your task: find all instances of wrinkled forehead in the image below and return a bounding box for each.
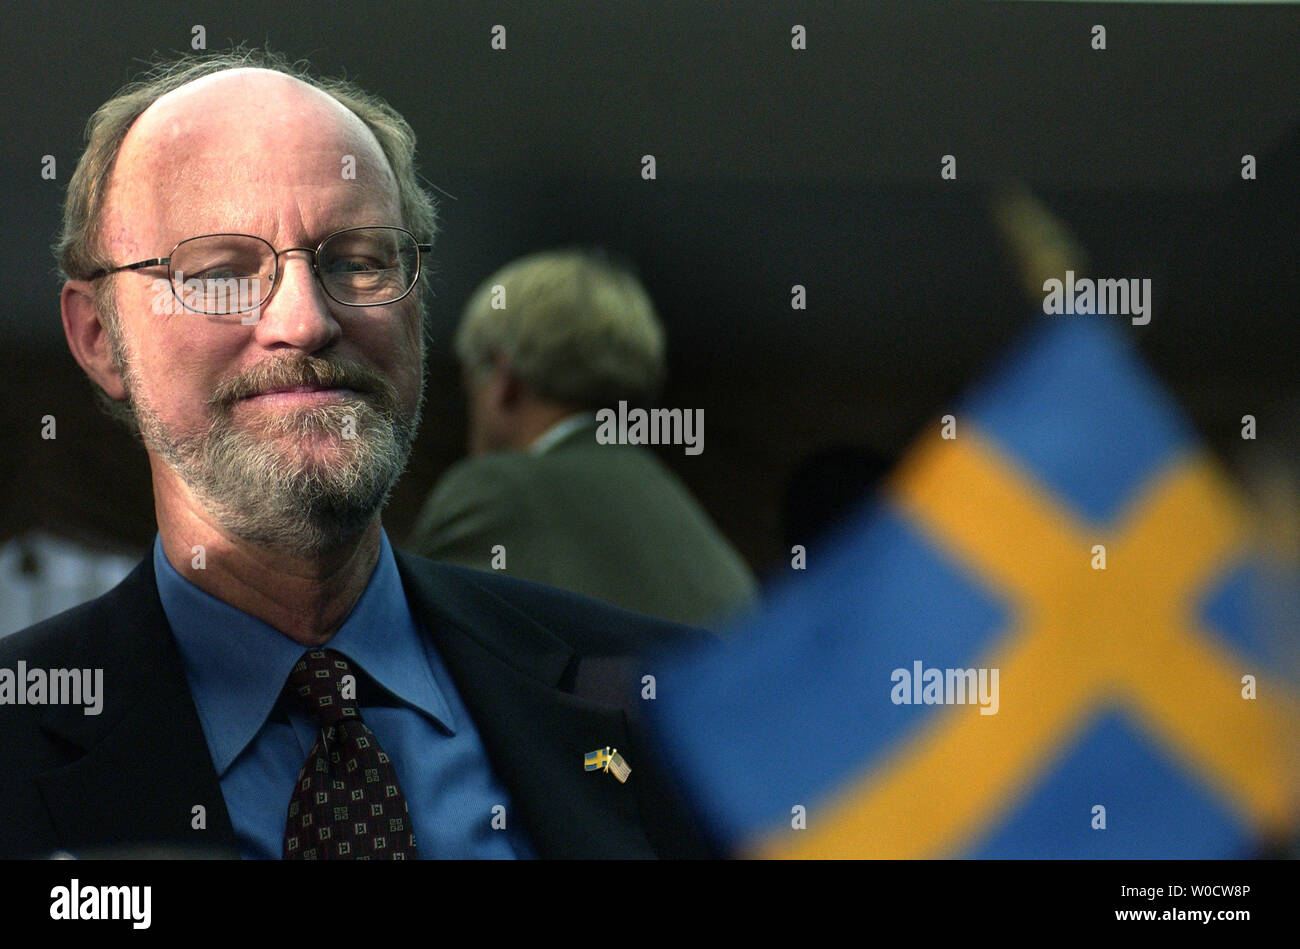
[105,68,401,245]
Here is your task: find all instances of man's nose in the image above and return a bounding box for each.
[249,250,342,351]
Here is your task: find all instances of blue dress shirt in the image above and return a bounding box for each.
[153,531,533,859]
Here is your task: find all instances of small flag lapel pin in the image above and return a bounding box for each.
[584,746,631,783]
[606,750,631,784]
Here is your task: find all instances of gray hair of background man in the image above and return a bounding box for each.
[455,248,667,409]
[52,45,440,433]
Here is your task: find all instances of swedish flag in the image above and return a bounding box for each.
[584,748,612,772]
[651,319,1299,858]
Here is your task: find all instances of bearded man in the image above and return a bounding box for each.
[0,49,707,860]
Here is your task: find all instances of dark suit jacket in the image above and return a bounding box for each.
[0,548,712,859]
[408,421,758,627]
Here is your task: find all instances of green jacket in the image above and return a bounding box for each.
[406,420,758,628]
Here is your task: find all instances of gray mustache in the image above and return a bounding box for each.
[210,357,399,412]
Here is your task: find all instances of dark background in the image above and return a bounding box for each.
[2,0,1297,574]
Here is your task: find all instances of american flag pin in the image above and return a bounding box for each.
[606,750,631,784]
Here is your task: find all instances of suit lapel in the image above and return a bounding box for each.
[35,557,239,858]
[394,552,656,858]
[34,549,656,858]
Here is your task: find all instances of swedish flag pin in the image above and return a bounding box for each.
[584,746,631,783]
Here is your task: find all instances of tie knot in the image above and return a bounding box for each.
[285,649,360,726]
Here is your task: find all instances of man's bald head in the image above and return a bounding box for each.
[56,48,435,287]
[101,68,402,279]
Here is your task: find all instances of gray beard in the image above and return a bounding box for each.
[98,287,425,558]
[142,395,421,557]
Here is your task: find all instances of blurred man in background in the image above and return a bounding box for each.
[407,248,757,628]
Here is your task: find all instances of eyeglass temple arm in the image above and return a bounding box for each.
[85,258,170,281]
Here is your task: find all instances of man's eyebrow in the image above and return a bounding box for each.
[314,180,408,234]
[176,191,406,242]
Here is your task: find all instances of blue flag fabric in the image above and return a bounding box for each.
[650,318,1298,858]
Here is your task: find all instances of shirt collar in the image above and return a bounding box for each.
[529,412,598,455]
[154,529,455,776]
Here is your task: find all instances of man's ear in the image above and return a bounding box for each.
[61,280,127,400]
[491,352,524,410]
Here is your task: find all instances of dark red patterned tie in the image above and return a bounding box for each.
[282,649,420,859]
